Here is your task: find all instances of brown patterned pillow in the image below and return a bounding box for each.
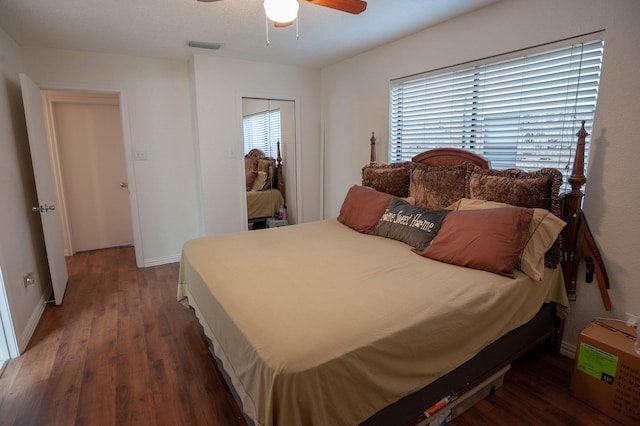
[257,157,276,190]
[409,163,472,210]
[250,171,268,192]
[362,162,414,197]
[245,156,258,191]
[467,168,563,268]
[245,169,257,191]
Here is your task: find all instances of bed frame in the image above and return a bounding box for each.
[194,122,607,425]
[359,121,608,424]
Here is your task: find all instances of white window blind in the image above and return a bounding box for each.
[243,109,281,157]
[390,38,604,190]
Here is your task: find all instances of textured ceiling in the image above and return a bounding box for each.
[0,0,499,69]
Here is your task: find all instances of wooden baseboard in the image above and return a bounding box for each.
[19,294,46,354]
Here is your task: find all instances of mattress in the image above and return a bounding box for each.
[246,188,284,220]
[178,219,568,426]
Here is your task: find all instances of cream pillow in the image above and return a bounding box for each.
[251,171,268,192]
[447,198,566,281]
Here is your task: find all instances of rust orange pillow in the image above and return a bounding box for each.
[415,207,533,278]
[338,186,399,234]
[467,167,563,268]
[447,198,566,280]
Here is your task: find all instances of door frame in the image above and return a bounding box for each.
[0,251,20,362]
[41,89,143,267]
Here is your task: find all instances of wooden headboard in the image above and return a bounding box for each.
[367,122,609,306]
[412,148,490,169]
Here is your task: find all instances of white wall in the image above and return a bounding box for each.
[0,28,50,353]
[189,55,320,236]
[320,0,640,352]
[0,42,321,354]
[21,47,202,266]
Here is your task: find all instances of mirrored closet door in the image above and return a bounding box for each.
[242,98,298,229]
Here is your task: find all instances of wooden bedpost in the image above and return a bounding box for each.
[370,132,377,165]
[561,121,589,302]
[276,140,286,206]
[560,121,612,308]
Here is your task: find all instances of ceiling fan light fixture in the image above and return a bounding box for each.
[263,0,299,24]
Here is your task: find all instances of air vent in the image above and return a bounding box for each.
[188,41,224,50]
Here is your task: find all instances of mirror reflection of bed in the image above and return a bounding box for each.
[242,98,297,230]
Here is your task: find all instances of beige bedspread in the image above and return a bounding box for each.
[178,219,568,426]
[247,188,284,220]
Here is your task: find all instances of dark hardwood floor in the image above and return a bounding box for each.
[0,247,622,425]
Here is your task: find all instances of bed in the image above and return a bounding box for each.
[245,146,286,222]
[178,123,591,425]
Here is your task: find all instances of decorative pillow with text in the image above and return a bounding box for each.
[374,198,450,251]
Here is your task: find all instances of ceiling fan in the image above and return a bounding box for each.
[288,0,367,15]
[196,0,367,44]
[197,0,367,22]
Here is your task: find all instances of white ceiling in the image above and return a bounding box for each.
[0,0,498,69]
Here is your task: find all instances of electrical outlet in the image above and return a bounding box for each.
[134,149,148,161]
[625,312,640,326]
[23,272,35,288]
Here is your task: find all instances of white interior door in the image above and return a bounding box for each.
[19,74,69,306]
[52,101,133,252]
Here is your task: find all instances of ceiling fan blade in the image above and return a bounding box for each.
[274,21,295,28]
[305,0,367,14]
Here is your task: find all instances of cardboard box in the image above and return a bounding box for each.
[571,318,640,426]
[266,218,288,228]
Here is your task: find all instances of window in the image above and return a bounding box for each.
[243,109,281,157]
[390,38,604,191]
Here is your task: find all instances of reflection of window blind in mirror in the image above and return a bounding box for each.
[243,109,281,158]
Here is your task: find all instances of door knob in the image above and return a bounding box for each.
[120,182,128,188]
